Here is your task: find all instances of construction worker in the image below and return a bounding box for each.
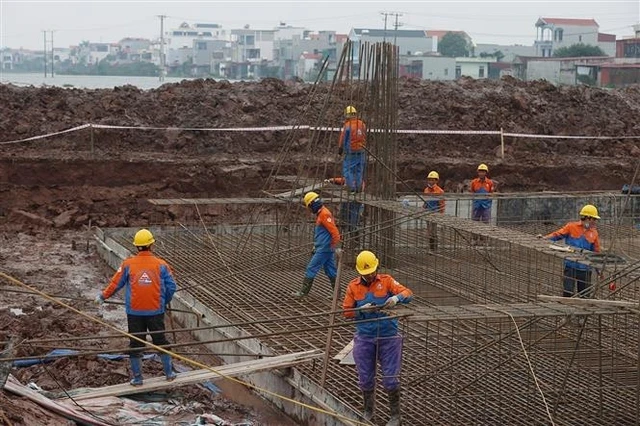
[542,204,602,297]
[343,250,413,426]
[293,192,341,297]
[470,163,496,223]
[324,176,365,244]
[423,171,445,213]
[424,171,445,251]
[338,105,367,193]
[95,229,177,386]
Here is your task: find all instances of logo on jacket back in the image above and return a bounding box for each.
[138,271,153,286]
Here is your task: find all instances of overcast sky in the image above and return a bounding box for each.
[1,0,639,50]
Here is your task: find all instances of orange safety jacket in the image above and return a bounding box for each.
[102,251,176,316]
[343,274,413,337]
[339,118,367,153]
[470,177,495,210]
[314,206,341,252]
[424,184,445,213]
[546,221,600,270]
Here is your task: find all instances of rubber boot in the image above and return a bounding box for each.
[160,353,177,381]
[362,390,375,421]
[293,277,314,298]
[329,276,336,290]
[129,356,144,386]
[386,388,401,426]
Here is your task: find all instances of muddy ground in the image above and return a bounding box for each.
[0,231,298,425]
[1,77,639,423]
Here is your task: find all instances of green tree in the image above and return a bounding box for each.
[553,43,606,57]
[480,50,505,61]
[438,32,471,57]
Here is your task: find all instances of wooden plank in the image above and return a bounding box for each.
[537,295,640,312]
[59,349,322,401]
[274,181,326,199]
[147,198,286,205]
[339,350,356,366]
[332,339,353,362]
[4,375,111,426]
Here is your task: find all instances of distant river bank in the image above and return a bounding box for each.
[0,72,218,90]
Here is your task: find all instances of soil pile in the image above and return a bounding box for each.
[1,77,639,231]
[1,77,639,157]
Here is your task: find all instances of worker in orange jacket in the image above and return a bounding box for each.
[338,105,367,192]
[470,163,496,223]
[324,176,365,239]
[542,204,601,297]
[343,250,413,426]
[95,229,177,386]
[293,192,341,297]
[423,170,445,250]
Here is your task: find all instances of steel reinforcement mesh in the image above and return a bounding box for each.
[106,216,640,425]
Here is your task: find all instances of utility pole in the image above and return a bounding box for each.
[50,31,55,77]
[157,15,166,81]
[392,13,403,47]
[381,12,403,45]
[43,31,47,77]
[381,12,389,42]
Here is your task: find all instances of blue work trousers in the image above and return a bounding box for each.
[563,266,592,298]
[304,250,337,280]
[342,152,366,192]
[353,333,403,392]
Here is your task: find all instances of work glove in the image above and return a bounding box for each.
[359,303,378,313]
[94,294,105,305]
[323,179,332,184]
[338,147,344,156]
[334,248,343,256]
[383,295,399,309]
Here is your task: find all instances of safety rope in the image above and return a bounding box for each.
[0,271,370,426]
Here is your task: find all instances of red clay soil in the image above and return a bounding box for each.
[0,77,639,423]
[0,231,297,425]
[1,77,639,232]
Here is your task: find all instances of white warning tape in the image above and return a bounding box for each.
[0,124,91,145]
[502,132,640,140]
[1,122,639,145]
[90,124,308,132]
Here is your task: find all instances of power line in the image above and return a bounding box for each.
[381,11,403,43]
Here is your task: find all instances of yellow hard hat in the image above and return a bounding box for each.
[477,163,489,172]
[345,105,357,115]
[133,229,155,247]
[356,250,379,275]
[303,191,319,207]
[427,171,439,180]
[579,204,600,219]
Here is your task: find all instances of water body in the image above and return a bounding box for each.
[0,72,200,90]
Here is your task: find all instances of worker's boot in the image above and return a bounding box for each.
[160,353,177,381]
[293,277,314,298]
[429,236,437,251]
[329,276,336,291]
[385,388,402,426]
[362,390,375,421]
[129,356,144,386]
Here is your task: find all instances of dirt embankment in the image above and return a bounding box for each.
[1,77,639,231]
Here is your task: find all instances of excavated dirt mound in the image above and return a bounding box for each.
[1,77,640,231]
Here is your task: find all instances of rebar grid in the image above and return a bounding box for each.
[102,38,640,424]
[104,226,639,425]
